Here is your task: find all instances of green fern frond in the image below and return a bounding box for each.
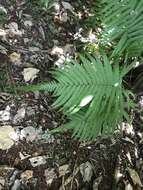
[19,81,57,92]
[22,53,134,140]
[97,0,143,57]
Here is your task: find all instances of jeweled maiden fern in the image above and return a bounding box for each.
[22,53,134,141]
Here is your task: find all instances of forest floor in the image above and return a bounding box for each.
[0,0,143,190]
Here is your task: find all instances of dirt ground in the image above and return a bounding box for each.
[0,0,143,189]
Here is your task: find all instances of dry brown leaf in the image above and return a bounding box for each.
[22,67,39,82]
[0,125,15,150]
[125,183,133,190]
[0,29,6,36]
[128,168,143,187]
[59,164,69,177]
[80,161,93,182]
[9,52,21,65]
[21,170,33,180]
[44,168,57,186]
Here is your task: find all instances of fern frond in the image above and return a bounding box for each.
[97,0,143,57]
[23,53,134,140]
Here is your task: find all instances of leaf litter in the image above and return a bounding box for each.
[0,0,143,190]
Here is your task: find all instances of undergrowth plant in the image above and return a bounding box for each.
[21,53,134,140]
[21,0,143,141]
[96,0,143,57]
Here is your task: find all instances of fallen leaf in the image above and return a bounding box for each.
[44,168,57,186]
[59,164,69,177]
[62,1,74,12]
[11,179,21,190]
[20,126,39,141]
[7,22,23,36]
[125,183,133,190]
[128,168,143,187]
[24,20,33,27]
[59,11,68,23]
[9,52,21,65]
[0,29,6,36]
[59,167,79,189]
[28,46,40,52]
[21,170,33,180]
[0,125,15,150]
[93,176,102,190]
[0,177,5,189]
[29,156,47,167]
[0,44,8,54]
[80,161,93,182]
[13,107,26,123]
[22,67,40,82]
[19,152,31,160]
[51,46,64,55]
[0,106,11,121]
[0,6,7,14]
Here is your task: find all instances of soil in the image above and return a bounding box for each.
[0,0,143,190]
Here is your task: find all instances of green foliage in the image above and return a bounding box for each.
[97,0,143,57]
[22,53,134,140]
[19,0,141,141]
